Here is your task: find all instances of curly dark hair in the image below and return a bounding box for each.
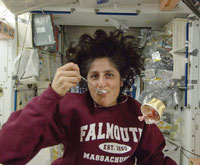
[66,29,144,92]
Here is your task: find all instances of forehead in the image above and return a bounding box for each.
[88,58,118,73]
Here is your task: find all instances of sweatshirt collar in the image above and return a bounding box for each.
[93,94,128,108]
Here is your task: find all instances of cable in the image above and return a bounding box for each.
[166,139,200,157]
[182,0,200,18]
[180,146,200,157]
[180,149,190,160]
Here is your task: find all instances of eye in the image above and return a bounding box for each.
[106,72,114,78]
[90,74,98,80]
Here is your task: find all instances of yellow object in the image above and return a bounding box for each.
[52,147,59,161]
[157,121,172,130]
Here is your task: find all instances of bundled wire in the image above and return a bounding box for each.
[166,139,200,158]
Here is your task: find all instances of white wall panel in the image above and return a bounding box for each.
[181,20,200,165]
[0,83,4,128]
[0,41,8,82]
[27,148,52,165]
[194,113,200,154]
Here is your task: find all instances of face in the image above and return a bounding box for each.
[87,57,123,107]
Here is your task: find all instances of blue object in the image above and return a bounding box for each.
[97,0,109,4]
[31,10,71,14]
[96,12,138,16]
[14,90,17,111]
[132,85,136,99]
[185,22,189,107]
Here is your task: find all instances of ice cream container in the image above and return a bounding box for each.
[141,98,166,124]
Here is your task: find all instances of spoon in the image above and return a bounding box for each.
[80,75,108,94]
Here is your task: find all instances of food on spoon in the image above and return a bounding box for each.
[96,89,107,94]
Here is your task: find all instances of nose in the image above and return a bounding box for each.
[97,76,106,89]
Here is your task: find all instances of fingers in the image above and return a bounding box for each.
[138,115,146,121]
[58,62,80,73]
[55,70,81,81]
[56,76,80,87]
[52,62,81,96]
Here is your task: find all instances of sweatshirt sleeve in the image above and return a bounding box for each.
[0,86,65,165]
[134,124,177,165]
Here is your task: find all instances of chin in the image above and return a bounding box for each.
[98,101,116,107]
[101,103,110,107]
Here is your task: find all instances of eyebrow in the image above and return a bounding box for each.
[89,69,115,74]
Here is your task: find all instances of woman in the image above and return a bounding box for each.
[0,29,176,164]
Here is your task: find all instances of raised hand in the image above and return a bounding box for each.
[51,62,81,96]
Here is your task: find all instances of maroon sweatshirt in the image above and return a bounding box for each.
[0,86,176,165]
